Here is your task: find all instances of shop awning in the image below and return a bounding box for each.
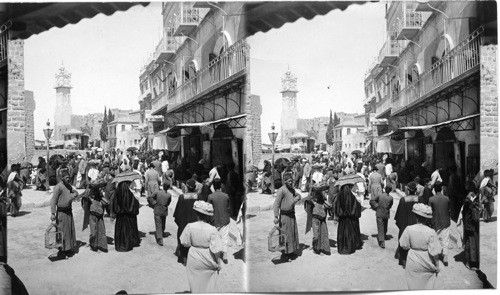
[158,114,246,134]
[5,2,149,40]
[385,113,480,137]
[246,1,367,37]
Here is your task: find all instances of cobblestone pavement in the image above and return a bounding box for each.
[480,195,497,288]
[8,188,245,294]
[246,190,486,292]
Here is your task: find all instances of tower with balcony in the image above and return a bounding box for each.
[54,65,73,141]
[280,70,299,144]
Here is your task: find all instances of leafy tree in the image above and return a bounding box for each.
[326,109,334,146]
[100,107,108,143]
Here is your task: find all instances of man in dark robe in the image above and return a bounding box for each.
[334,183,362,254]
[273,174,301,261]
[226,163,240,218]
[173,179,199,265]
[50,168,79,257]
[458,181,480,270]
[110,181,141,252]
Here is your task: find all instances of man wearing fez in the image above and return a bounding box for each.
[273,174,301,261]
[50,168,79,258]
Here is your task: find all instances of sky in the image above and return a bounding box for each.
[24,2,163,140]
[248,2,387,144]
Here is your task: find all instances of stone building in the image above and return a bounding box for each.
[53,65,73,141]
[143,2,248,177]
[363,1,496,184]
[24,90,35,160]
[246,94,262,168]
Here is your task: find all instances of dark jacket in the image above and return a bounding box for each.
[429,192,451,230]
[370,192,393,219]
[148,189,172,216]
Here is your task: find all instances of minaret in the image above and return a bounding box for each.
[280,70,299,144]
[53,65,73,141]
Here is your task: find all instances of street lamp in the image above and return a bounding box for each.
[43,119,53,192]
[268,123,278,194]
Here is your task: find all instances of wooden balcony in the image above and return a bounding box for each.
[173,3,202,37]
[415,1,441,12]
[378,39,401,68]
[395,7,424,40]
[154,35,177,64]
[193,2,212,8]
[152,39,249,115]
[391,27,482,113]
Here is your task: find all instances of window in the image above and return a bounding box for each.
[121,125,126,131]
[347,128,351,135]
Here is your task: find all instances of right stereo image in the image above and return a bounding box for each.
[244,1,497,292]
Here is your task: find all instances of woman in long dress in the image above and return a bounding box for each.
[7,164,24,217]
[458,181,480,270]
[174,179,199,264]
[334,183,362,254]
[180,200,223,293]
[399,203,442,289]
[110,181,141,252]
[394,181,419,266]
[82,180,109,252]
[304,184,331,254]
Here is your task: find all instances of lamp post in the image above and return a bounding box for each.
[43,119,53,192]
[268,123,278,194]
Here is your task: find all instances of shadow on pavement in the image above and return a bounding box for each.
[246,214,257,220]
[147,231,172,238]
[174,291,191,293]
[484,216,497,222]
[370,234,394,240]
[107,236,114,245]
[453,251,466,264]
[74,240,87,253]
[329,239,337,248]
[296,243,309,256]
[139,231,146,238]
[48,252,67,262]
[12,211,31,217]
[233,247,245,262]
[360,233,369,241]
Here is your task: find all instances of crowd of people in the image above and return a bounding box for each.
[0,148,244,293]
[268,151,496,289]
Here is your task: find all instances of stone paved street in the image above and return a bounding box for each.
[7,186,245,294]
[246,189,486,292]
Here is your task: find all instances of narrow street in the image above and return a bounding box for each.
[7,188,245,294]
[246,190,485,292]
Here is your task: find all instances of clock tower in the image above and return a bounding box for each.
[53,65,73,141]
[280,70,299,144]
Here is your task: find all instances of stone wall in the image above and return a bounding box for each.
[7,40,26,165]
[245,94,262,168]
[24,90,35,161]
[480,44,498,172]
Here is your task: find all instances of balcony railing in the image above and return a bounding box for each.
[392,27,483,112]
[0,22,11,64]
[375,95,391,118]
[152,39,249,113]
[395,7,424,40]
[173,2,202,36]
[379,38,401,67]
[154,35,177,63]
